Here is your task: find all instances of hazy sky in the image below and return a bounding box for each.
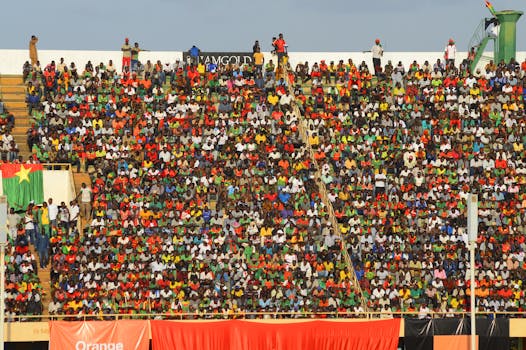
[2,0,525,53]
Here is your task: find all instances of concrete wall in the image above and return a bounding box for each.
[2,49,525,76]
[42,170,75,207]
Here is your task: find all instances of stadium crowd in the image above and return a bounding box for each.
[294,55,526,315]
[23,49,362,318]
[14,43,526,318]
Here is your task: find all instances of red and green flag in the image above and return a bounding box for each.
[485,0,496,16]
[1,163,44,210]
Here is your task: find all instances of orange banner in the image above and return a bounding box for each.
[435,335,479,350]
[49,320,149,350]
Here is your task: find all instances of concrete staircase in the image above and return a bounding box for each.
[28,245,50,317]
[0,75,31,161]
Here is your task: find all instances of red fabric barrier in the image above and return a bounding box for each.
[151,319,401,350]
[49,320,149,350]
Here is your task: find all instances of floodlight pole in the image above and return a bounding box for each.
[0,195,8,349]
[467,194,478,350]
[0,241,4,350]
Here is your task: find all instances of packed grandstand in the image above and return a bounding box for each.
[1,44,526,321]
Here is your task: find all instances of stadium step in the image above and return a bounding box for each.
[0,73,35,163]
[9,107,29,117]
[0,76,24,86]
[289,75,368,312]
[73,172,91,194]
[4,101,27,109]
[0,85,26,94]
[29,245,50,318]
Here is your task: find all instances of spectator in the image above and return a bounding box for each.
[371,38,384,77]
[29,35,38,67]
[273,34,287,66]
[444,38,457,67]
[77,183,92,220]
[189,45,201,65]
[121,38,132,72]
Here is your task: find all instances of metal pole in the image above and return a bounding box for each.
[0,195,7,350]
[467,194,478,350]
[0,242,4,350]
[470,242,476,350]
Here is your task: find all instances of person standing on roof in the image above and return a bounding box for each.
[29,35,38,67]
[189,45,201,65]
[371,38,384,77]
[273,34,287,66]
[444,38,457,68]
[131,42,145,73]
[121,38,132,72]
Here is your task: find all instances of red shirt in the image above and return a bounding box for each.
[274,38,286,53]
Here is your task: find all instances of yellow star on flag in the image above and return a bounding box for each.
[15,165,31,184]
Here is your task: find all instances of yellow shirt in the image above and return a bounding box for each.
[41,207,50,225]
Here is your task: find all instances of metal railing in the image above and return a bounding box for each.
[4,311,526,323]
[282,67,367,312]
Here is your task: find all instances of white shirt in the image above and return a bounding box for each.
[372,44,383,59]
[80,187,92,203]
[48,203,58,220]
[69,204,80,221]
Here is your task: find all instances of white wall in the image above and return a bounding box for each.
[0,170,75,208]
[1,49,525,76]
[42,170,75,207]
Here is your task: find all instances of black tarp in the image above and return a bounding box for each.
[404,318,509,350]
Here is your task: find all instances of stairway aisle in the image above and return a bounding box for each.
[29,245,50,318]
[0,75,32,161]
[285,69,369,312]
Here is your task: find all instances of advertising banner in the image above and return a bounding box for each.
[182,51,254,66]
[151,319,401,350]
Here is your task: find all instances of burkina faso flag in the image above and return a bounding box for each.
[1,163,44,210]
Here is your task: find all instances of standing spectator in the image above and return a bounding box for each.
[39,202,50,237]
[24,206,36,245]
[444,38,457,67]
[26,91,40,116]
[372,38,384,77]
[252,40,261,53]
[77,183,92,220]
[69,200,79,232]
[253,48,264,75]
[47,198,58,227]
[189,45,201,65]
[7,208,19,243]
[121,38,132,72]
[37,229,49,269]
[273,34,287,66]
[131,42,144,72]
[59,202,70,234]
[29,35,38,67]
